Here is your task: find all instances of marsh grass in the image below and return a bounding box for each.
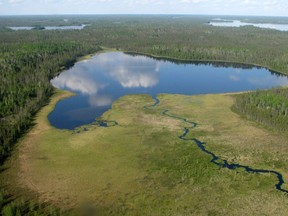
[1,91,288,215]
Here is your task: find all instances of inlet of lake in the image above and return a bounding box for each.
[49,52,288,129]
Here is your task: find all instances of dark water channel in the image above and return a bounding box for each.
[49,51,288,129]
[144,97,288,194]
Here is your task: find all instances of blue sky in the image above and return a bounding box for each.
[0,0,287,16]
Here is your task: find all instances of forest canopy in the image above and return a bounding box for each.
[1,15,288,215]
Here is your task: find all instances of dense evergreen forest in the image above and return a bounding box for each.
[0,42,100,163]
[233,88,288,132]
[1,15,288,215]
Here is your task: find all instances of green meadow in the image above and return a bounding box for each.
[2,90,288,215]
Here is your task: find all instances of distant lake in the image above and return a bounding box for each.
[49,52,288,129]
[209,19,288,31]
[8,24,87,31]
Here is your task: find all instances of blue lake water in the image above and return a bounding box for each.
[209,19,288,31]
[8,24,87,31]
[49,52,288,129]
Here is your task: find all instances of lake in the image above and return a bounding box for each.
[49,52,288,129]
[209,19,288,31]
[8,24,87,31]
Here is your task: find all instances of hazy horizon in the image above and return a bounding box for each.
[0,0,287,17]
[1,14,288,18]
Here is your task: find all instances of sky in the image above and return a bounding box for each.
[0,0,287,16]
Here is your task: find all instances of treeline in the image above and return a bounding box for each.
[1,15,288,75]
[233,88,288,132]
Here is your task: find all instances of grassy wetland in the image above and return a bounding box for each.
[2,90,288,215]
[1,15,288,215]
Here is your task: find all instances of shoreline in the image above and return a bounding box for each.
[123,50,288,77]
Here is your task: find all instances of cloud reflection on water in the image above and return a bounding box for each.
[248,76,288,87]
[51,52,160,107]
[51,70,104,95]
[229,75,240,81]
[89,95,113,107]
[96,52,160,88]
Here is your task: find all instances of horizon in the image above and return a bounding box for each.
[1,14,288,18]
[0,0,287,17]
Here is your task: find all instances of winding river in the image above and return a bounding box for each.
[145,96,288,194]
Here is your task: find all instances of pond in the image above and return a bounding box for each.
[49,52,288,129]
